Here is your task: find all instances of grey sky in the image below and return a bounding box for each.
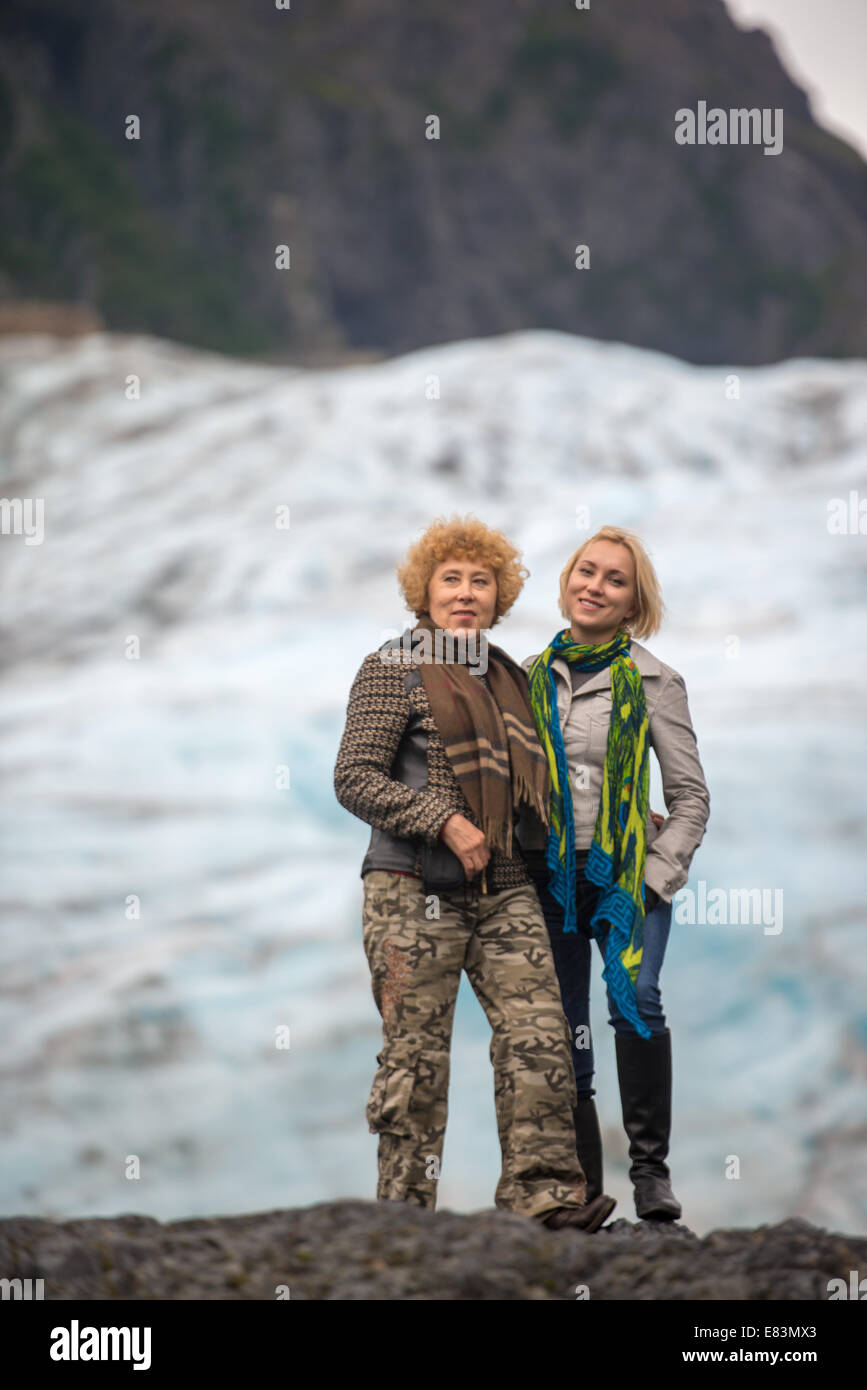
[724,0,867,159]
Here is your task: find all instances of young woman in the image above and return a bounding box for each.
[519,525,710,1221]
[333,515,616,1231]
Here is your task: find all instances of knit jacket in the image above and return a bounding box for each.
[333,644,532,891]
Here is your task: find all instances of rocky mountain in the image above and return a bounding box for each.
[0,0,865,363]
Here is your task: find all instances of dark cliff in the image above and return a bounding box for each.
[0,0,865,363]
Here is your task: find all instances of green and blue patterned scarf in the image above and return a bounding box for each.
[527,628,651,1038]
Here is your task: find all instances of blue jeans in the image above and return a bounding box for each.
[530,866,672,1100]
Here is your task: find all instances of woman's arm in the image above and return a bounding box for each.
[644,670,711,902]
[333,652,464,844]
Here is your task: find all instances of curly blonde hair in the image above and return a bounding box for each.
[397,515,528,625]
[558,526,665,639]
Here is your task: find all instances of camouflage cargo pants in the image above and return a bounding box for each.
[361,870,588,1220]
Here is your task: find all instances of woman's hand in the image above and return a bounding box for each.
[440,813,491,880]
[651,810,664,831]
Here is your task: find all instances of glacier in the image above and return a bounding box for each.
[0,327,865,1235]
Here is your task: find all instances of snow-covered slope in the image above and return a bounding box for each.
[0,328,865,1234]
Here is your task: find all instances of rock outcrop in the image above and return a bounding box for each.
[2,1201,865,1299]
[1,0,865,363]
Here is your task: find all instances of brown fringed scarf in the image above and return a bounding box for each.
[412,613,549,856]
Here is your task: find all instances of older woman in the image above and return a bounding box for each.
[520,525,710,1222]
[334,515,615,1230]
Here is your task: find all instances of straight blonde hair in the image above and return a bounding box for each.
[557,526,665,639]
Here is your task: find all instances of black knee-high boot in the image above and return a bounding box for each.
[614,1027,681,1221]
[574,1095,607,1204]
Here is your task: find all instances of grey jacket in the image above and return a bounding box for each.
[517,641,710,902]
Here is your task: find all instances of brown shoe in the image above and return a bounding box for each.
[541,1192,617,1233]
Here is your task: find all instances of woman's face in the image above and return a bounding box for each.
[426,554,498,634]
[564,540,637,644]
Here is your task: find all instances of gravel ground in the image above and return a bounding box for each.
[2,1202,865,1300]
